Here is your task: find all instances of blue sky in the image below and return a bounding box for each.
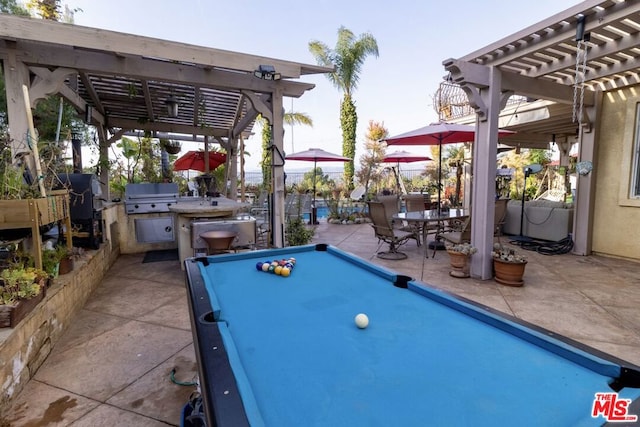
[70,0,580,171]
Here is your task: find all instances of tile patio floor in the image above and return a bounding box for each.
[4,221,640,425]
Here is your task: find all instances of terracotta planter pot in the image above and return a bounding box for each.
[493,258,527,286]
[447,251,470,278]
[59,256,74,275]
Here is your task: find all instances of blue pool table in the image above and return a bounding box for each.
[184,244,640,426]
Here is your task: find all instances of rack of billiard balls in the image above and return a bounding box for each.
[256,257,296,277]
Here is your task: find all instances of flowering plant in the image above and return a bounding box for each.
[445,242,477,255]
[492,243,527,263]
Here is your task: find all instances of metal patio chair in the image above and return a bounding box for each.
[367,201,415,260]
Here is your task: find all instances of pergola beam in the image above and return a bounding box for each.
[79,71,105,115]
[460,0,637,67]
[141,80,155,122]
[0,40,316,98]
[29,66,105,125]
[109,117,231,137]
[444,58,593,106]
[0,14,331,79]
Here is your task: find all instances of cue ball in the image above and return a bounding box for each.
[355,313,369,329]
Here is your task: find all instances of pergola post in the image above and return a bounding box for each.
[573,93,601,255]
[226,136,239,199]
[270,89,286,248]
[445,59,504,280]
[96,124,111,201]
[3,53,31,162]
[469,67,502,280]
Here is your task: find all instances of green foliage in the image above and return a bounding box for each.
[260,111,313,190]
[309,27,378,192]
[109,136,169,194]
[285,217,314,246]
[308,27,379,97]
[300,167,334,195]
[41,248,61,277]
[341,96,357,191]
[529,149,551,166]
[0,267,44,305]
[0,0,30,15]
[26,0,61,20]
[31,96,79,142]
[260,118,272,190]
[0,147,30,199]
[323,193,361,222]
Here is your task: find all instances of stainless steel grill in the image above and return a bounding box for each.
[124,183,179,214]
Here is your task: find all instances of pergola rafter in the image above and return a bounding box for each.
[0,14,333,248]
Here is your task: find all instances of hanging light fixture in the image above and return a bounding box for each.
[165,94,179,118]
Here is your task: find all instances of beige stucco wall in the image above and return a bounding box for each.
[591,85,640,260]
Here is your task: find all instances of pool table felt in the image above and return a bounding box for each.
[191,246,640,426]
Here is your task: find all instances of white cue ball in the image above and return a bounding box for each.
[355,313,369,329]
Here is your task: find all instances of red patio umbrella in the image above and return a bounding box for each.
[173,150,227,172]
[385,122,513,212]
[382,150,432,193]
[382,150,433,164]
[286,148,350,224]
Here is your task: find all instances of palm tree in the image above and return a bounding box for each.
[260,111,313,189]
[309,27,379,191]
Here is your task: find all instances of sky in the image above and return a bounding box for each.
[68,0,581,172]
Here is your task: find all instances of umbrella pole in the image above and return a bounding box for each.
[438,142,442,213]
[311,159,318,225]
[429,140,446,252]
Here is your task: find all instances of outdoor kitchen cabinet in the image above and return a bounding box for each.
[169,197,252,268]
[0,190,73,270]
[124,183,179,245]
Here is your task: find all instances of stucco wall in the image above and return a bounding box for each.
[592,85,640,259]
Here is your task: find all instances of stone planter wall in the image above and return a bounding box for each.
[0,236,119,411]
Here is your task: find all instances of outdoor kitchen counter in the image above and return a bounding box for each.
[170,197,252,269]
[169,197,250,217]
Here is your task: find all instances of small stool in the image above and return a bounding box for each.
[200,231,237,255]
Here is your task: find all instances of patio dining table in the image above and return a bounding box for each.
[393,208,470,257]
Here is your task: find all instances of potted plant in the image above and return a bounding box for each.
[492,243,527,286]
[0,266,47,327]
[161,139,182,155]
[42,248,62,278]
[285,217,315,246]
[445,242,477,278]
[55,245,74,275]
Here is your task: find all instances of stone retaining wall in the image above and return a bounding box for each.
[0,237,119,411]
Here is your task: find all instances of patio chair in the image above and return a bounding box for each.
[367,201,415,260]
[403,194,427,212]
[285,193,312,220]
[439,216,472,245]
[376,194,400,223]
[401,194,435,247]
[250,191,269,217]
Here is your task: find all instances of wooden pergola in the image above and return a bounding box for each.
[0,14,332,248]
[441,0,640,278]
